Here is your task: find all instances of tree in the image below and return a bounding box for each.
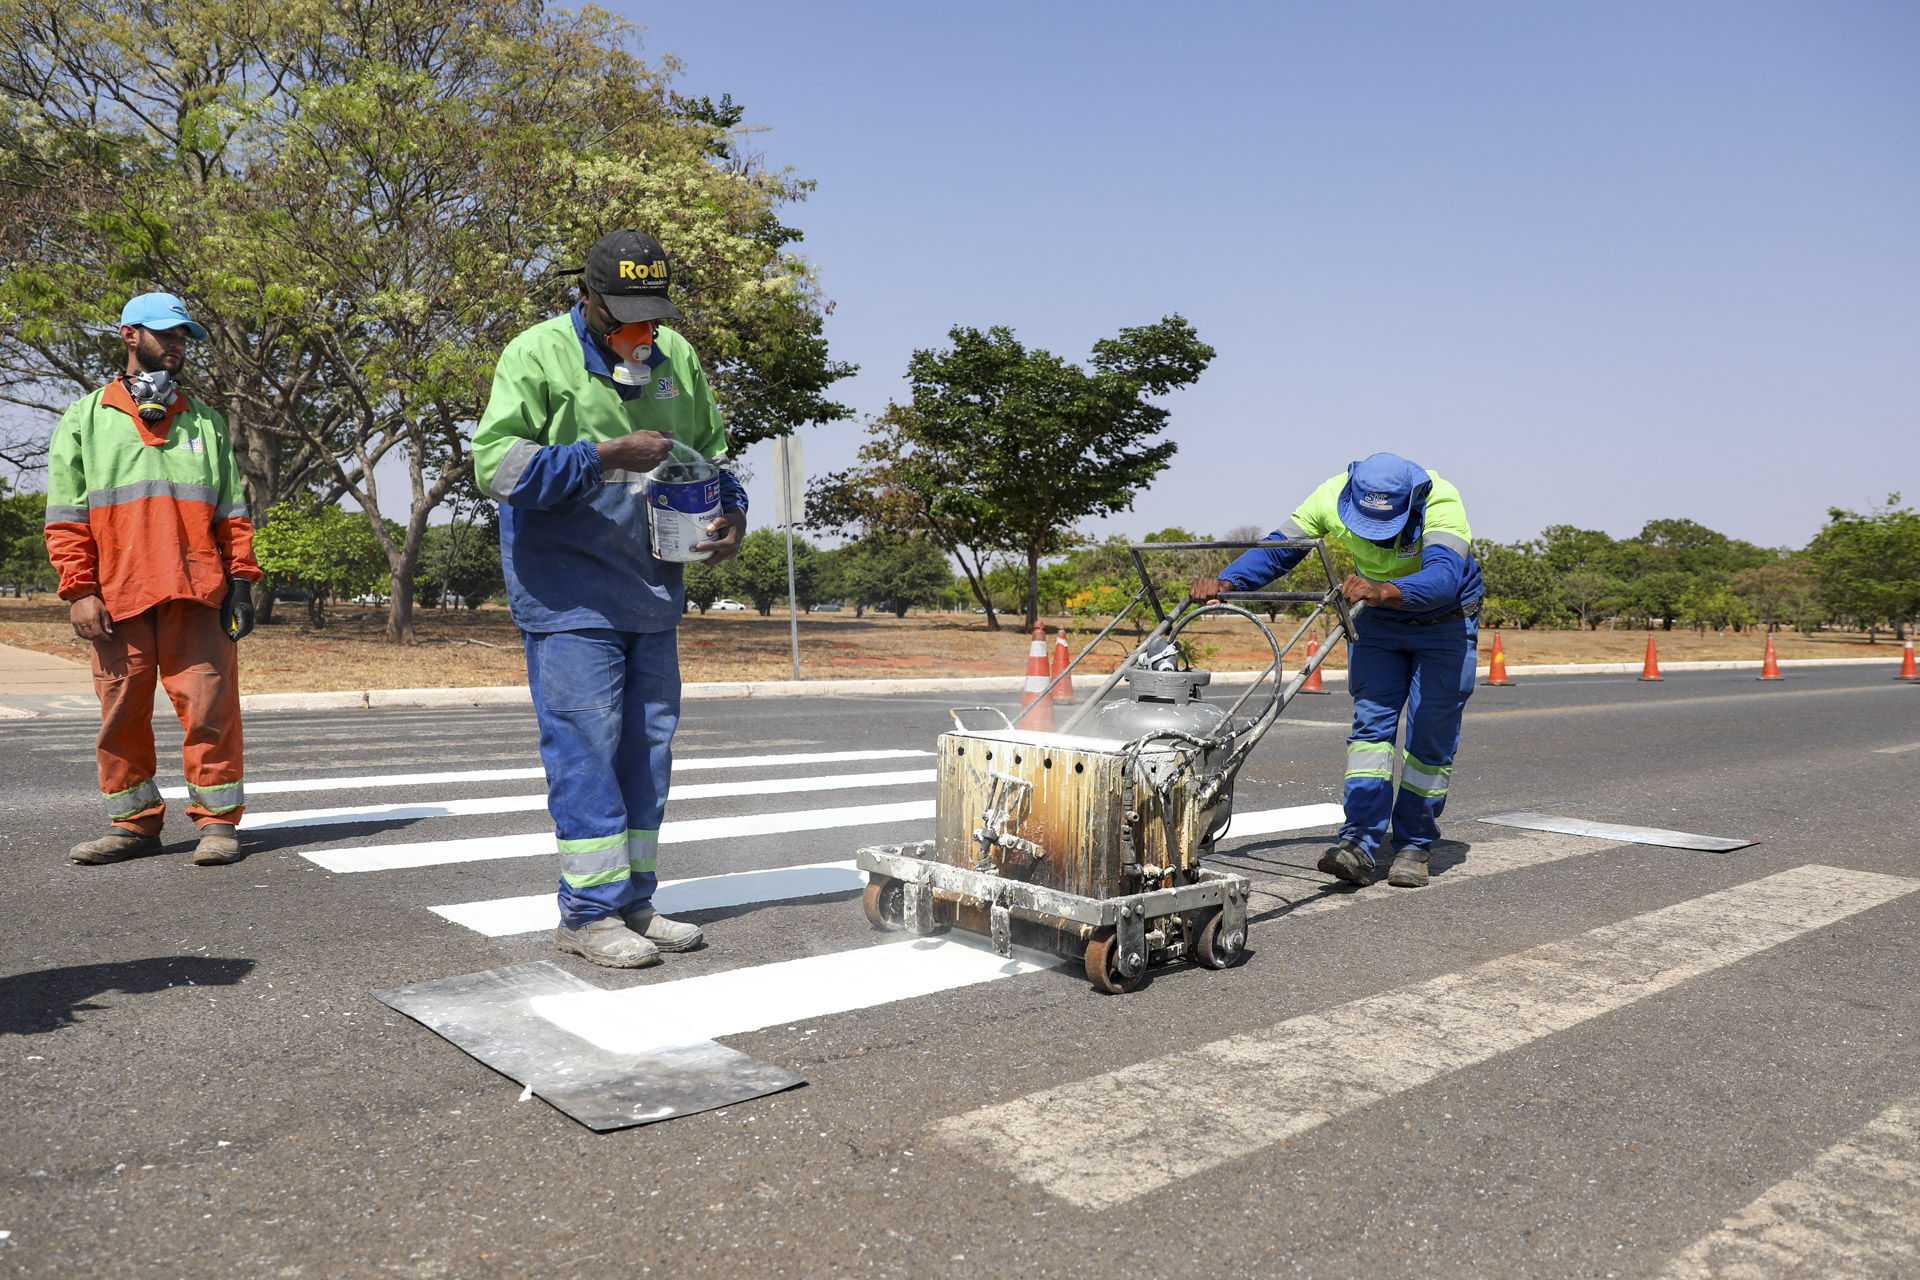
[1677,583,1754,633]
[1558,569,1620,630]
[1475,540,1564,629]
[837,533,954,618]
[0,480,51,593]
[0,0,851,643]
[252,500,386,626]
[413,520,503,610]
[809,318,1213,629]
[683,560,725,614]
[725,527,817,615]
[1807,496,1920,641]
[1729,559,1817,633]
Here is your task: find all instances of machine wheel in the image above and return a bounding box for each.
[1191,908,1247,970]
[862,876,905,931]
[1084,927,1148,994]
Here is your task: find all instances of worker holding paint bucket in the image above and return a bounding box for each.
[472,229,747,968]
[1190,454,1483,889]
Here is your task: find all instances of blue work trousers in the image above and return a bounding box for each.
[522,627,680,927]
[1341,616,1478,860]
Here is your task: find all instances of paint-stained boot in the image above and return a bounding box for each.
[1316,839,1375,887]
[621,907,704,953]
[1387,849,1430,888]
[69,828,162,865]
[555,916,660,968]
[192,823,242,866]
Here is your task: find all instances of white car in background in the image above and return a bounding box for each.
[711,598,749,611]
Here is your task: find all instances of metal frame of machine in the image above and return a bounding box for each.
[856,538,1363,993]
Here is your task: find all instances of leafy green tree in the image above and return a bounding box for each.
[809,318,1212,630]
[724,527,818,616]
[837,533,954,618]
[1538,525,1618,575]
[1729,559,1817,632]
[1807,497,1920,641]
[0,483,52,593]
[683,560,726,614]
[1475,540,1565,629]
[1558,570,1621,630]
[0,0,850,643]
[1677,583,1755,633]
[252,500,387,626]
[413,522,503,610]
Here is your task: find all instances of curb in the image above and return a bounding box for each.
[223,654,1906,713]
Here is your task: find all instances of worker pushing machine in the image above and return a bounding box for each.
[45,293,262,866]
[472,229,747,969]
[1191,453,1483,888]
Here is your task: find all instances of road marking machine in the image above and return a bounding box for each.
[856,539,1362,992]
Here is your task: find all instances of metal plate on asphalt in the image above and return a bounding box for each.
[1476,811,1756,852]
[373,961,805,1130]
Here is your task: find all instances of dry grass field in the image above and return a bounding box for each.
[0,597,1898,694]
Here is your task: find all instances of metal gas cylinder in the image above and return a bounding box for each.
[1092,668,1226,742]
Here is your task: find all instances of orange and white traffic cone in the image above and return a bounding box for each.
[1898,635,1919,683]
[1300,632,1330,694]
[1757,631,1783,681]
[1050,626,1076,704]
[1483,631,1514,686]
[1016,621,1055,730]
[1638,634,1664,682]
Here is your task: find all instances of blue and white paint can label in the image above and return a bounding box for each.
[646,477,722,563]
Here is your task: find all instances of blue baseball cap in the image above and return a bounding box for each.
[119,292,208,341]
[1337,453,1429,541]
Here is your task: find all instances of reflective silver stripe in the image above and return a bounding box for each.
[44,505,88,525]
[103,779,163,819]
[1277,517,1310,540]
[626,831,659,873]
[1400,764,1450,794]
[487,438,540,501]
[88,479,219,509]
[1345,741,1394,777]
[602,468,650,484]
[559,846,632,878]
[213,501,250,520]
[1425,529,1471,557]
[187,780,245,812]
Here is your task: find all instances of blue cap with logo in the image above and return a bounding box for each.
[1337,452,1429,541]
[119,292,208,341]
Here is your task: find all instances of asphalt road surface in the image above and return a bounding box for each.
[3,663,1917,1278]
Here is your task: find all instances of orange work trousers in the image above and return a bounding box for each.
[91,599,245,833]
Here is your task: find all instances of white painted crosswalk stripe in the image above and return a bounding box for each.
[429,861,868,936]
[1656,1095,1920,1278]
[529,934,1053,1057]
[159,748,933,798]
[929,864,1920,1211]
[1221,802,1345,838]
[301,800,937,873]
[250,769,934,831]
[417,801,1354,931]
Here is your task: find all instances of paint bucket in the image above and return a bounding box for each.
[645,449,722,563]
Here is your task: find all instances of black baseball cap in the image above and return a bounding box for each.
[575,229,682,323]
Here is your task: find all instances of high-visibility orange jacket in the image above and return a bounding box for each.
[43,378,264,619]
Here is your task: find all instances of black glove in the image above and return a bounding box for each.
[221,579,255,642]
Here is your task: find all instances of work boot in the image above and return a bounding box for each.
[621,907,704,953]
[1387,849,1430,888]
[69,828,162,865]
[1316,839,1376,887]
[192,824,243,866]
[554,916,660,969]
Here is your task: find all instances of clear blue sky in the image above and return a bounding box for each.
[613,0,1918,549]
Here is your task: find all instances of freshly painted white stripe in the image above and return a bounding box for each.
[247,769,934,831]
[1873,741,1920,755]
[1220,802,1346,839]
[531,934,1052,1057]
[1656,1096,1920,1278]
[931,864,1920,1211]
[429,861,868,937]
[157,749,933,798]
[422,802,1358,934]
[300,800,938,873]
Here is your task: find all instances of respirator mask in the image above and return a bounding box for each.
[587,308,655,386]
[126,369,174,423]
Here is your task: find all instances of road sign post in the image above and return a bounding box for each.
[772,437,805,680]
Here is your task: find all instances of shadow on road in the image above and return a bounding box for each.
[0,956,256,1035]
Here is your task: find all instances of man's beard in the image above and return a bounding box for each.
[132,335,181,374]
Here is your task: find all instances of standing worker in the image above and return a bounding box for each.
[44,293,261,866]
[472,229,747,969]
[1191,453,1483,888]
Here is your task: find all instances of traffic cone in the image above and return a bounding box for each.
[1300,632,1330,694]
[1757,631,1783,681]
[1898,635,1919,683]
[1638,634,1664,681]
[1483,631,1514,686]
[1017,621,1055,730]
[1050,626,1076,704]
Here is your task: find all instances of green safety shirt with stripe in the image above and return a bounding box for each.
[42,378,262,620]
[1219,469,1483,623]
